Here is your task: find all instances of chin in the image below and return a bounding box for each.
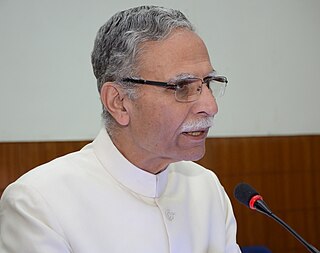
[190,153,205,162]
[181,148,206,162]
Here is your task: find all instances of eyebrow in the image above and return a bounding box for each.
[168,70,217,83]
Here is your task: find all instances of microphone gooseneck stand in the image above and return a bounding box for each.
[253,199,320,253]
[234,183,320,253]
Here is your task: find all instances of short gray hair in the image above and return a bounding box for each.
[91,6,194,133]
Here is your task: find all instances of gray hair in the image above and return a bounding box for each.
[91,6,194,133]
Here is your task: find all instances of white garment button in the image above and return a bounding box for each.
[165,209,175,221]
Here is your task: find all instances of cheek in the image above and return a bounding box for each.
[138,107,184,140]
[129,93,189,140]
[156,113,189,145]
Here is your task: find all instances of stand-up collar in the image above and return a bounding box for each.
[92,128,169,198]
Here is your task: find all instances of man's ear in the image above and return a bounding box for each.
[100,82,130,126]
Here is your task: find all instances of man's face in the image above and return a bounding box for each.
[119,29,218,173]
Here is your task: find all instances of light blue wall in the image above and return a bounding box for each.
[1,0,319,141]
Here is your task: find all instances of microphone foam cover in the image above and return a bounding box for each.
[234,183,259,207]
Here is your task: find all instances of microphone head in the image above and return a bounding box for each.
[234,182,260,208]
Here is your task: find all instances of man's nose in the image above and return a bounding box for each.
[195,85,218,117]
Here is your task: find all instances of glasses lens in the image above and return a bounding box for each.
[175,79,202,102]
[208,78,227,98]
[174,76,227,102]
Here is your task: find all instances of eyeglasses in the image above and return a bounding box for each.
[121,74,228,102]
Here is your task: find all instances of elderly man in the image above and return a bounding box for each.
[0,6,241,253]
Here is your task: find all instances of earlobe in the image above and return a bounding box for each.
[100,83,130,126]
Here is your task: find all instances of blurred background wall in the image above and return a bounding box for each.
[0,0,319,141]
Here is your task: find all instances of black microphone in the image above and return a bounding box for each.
[234,182,320,253]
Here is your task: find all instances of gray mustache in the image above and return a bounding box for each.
[180,117,214,132]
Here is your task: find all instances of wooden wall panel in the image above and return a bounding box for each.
[197,135,320,253]
[0,135,319,253]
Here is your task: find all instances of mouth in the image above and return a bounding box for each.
[184,131,204,136]
[182,129,209,138]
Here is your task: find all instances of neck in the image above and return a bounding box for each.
[109,132,172,175]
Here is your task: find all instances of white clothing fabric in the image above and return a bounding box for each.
[0,128,241,253]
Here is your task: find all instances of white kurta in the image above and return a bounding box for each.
[0,128,241,253]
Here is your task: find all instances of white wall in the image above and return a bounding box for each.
[1,0,319,141]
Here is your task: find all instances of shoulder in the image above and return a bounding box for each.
[5,142,100,193]
[0,142,105,215]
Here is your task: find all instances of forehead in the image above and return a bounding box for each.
[136,29,213,80]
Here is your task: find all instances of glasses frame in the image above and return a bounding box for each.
[121,74,228,102]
